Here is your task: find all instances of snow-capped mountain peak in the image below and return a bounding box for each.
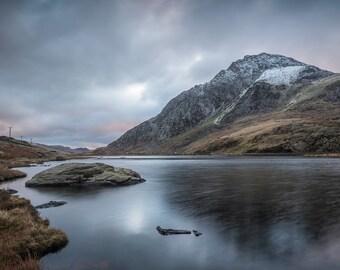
[255,66,307,85]
[211,53,306,86]
[104,53,334,154]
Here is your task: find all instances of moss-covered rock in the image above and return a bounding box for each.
[25,163,146,187]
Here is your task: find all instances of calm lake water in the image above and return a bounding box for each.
[1,156,340,270]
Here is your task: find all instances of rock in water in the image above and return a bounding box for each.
[25,163,146,187]
[193,230,203,237]
[35,201,67,209]
[3,188,18,195]
[156,226,192,236]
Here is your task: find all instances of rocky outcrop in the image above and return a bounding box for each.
[25,163,146,187]
[259,123,340,153]
[319,81,340,102]
[0,166,27,182]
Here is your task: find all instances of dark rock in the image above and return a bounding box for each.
[193,230,203,237]
[3,188,18,195]
[55,156,66,161]
[156,226,192,236]
[0,166,27,182]
[35,201,67,209]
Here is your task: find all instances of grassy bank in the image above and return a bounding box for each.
[0,190,68,270]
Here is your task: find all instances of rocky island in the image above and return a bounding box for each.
[25,163,146,187]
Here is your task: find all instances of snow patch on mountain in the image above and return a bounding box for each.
[256,66,306,85]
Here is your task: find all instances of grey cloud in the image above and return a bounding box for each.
[0,0,339,147]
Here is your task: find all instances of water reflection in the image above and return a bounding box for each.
[160,158,340,263]
[1,157,340,269]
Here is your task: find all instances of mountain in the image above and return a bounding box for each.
[34,143,90,154]
[95,53,340,155]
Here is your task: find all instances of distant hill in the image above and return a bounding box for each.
[34,143,90,154]
[0,136,69,167]
[94,53,340,155]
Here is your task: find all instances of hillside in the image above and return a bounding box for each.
[0,136,70,165]
[0,136,70,182]
[94,53,340,155]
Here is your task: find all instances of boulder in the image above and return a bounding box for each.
[25,163,146,187]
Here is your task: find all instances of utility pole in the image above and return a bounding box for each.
[8,127,13,138]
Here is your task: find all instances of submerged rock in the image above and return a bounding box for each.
[193,230,203,237]
[2,188,18,195]
[35,201,67,209]
[25,163,146,187]
[156,226,192,236]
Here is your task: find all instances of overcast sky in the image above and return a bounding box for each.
[0,0,339,148]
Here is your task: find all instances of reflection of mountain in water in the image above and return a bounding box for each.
[161,159,340,258]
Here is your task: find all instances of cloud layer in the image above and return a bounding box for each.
[1,0,339,148]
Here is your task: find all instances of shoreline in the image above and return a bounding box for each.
[1,152,339,184]
[81,152,340,158]
[0,190,68,270]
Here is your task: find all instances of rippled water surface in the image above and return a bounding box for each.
[1,156,340,270]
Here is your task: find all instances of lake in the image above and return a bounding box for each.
[1,156,340,270]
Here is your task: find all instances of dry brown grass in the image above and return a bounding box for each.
[0,190,68,270]
[182,105,340,155]
[0,136,71,172]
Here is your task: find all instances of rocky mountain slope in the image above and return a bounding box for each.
[95,53,340,155]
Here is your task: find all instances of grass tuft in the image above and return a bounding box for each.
[0,190,68,270]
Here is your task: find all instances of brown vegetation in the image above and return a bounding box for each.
[0,136,72,183]
[0,136,70,167]
[0,190,68,270]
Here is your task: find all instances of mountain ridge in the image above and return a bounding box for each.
[95,53,339,155]
[34,143,90,154]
